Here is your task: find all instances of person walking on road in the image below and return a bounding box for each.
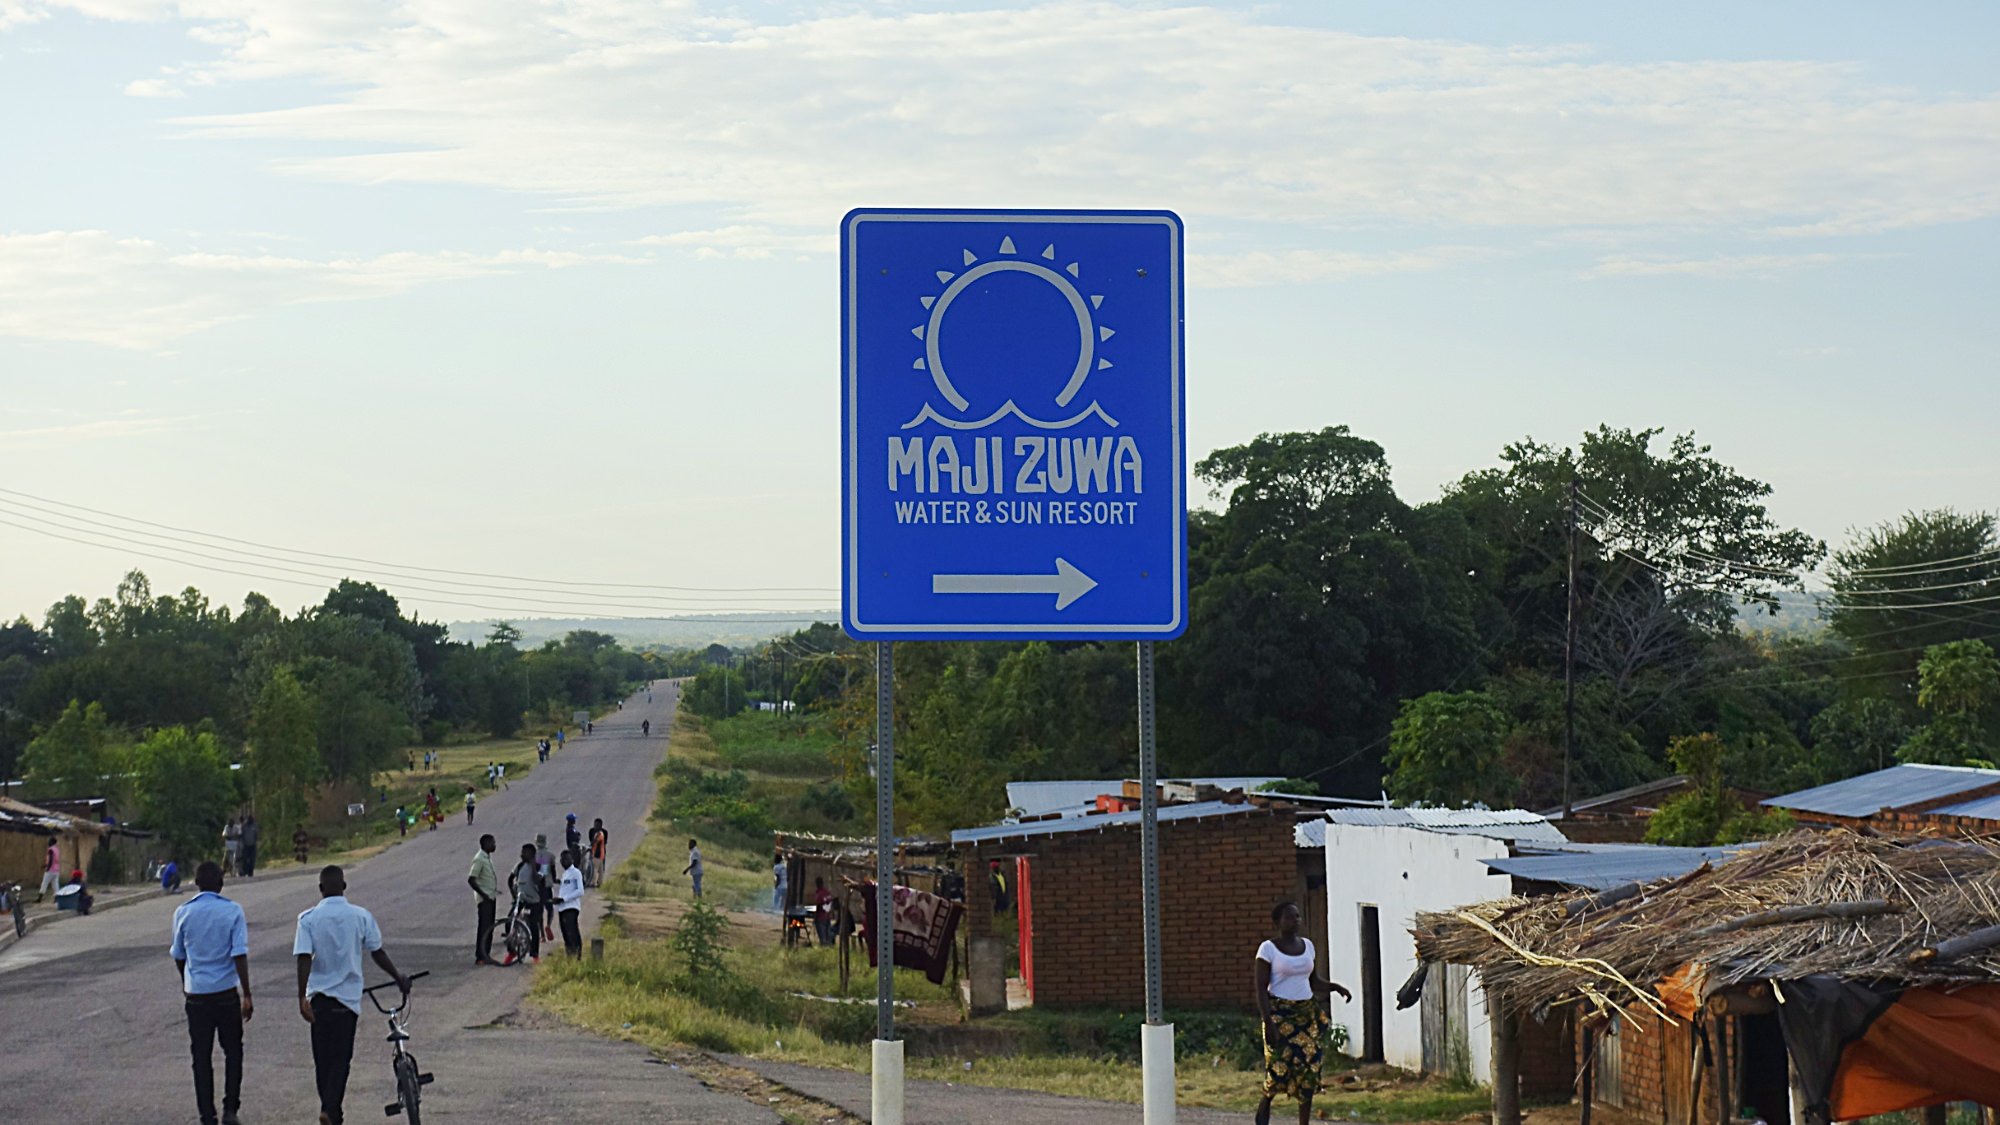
[555,849,585,959]
[683,838,704,899]
[587,818,608,888]
[464,786,477,826]
[171,861,252,1125]
[239,816,259,877]
[641,718,650,737]
[506,843,549,963]
[37,835,60,901]
[293,825,310,865]
[468,834,499,965]
[295,865,410,1125]
[1253,900,1351,1125]
[424,787,441,830]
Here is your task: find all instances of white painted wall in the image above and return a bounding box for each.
[1322,823,1515,1084]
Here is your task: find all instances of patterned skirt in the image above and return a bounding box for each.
[1262,995,1328,1101]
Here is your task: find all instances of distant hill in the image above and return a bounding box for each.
[446,612,837,650]
[1737,589,1832,639]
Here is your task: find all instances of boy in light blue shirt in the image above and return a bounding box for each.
[169,861,250,1125]
[294,865,409,1125]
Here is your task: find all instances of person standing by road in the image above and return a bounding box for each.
[294,865,410,1125]
[506,843,548,963]
[772,851,788,913]
[564,813,583,860]
[171,861,252,1125]
[555,849,585,959]
[221,819,242,877]
[293,825,310,865]
[534,834,558,935]
[464,786,477,826]
[1253,901,1350,1125]
[587,818,608,888]
[683,838,703,899]
[37,835,60,902]
[468,834,499,965]
[239,816,259,877]
[423,787,442,831]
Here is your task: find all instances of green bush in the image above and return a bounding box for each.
[420,720,452,746]
[87,844,127,886]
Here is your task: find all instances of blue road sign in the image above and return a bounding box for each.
[842,208,1186,640]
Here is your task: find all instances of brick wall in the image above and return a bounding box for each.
[1573,1008,1738,1125]
[1516,1007,1575,1100]
[960,808,1295,1012]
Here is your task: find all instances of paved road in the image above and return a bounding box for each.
[734,1056,1243,1125]
[0,681,781,1125]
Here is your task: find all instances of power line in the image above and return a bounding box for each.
[0,501,832,608]
[0,486,837,595]
[0,515,835,624]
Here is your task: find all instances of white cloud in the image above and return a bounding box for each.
[635,226,834,260]
[0,230,635,349]
[1584,252,1868,279]
[1192,246,1493,288]
[0,413,208,447]
[124,77,184,98]
[24,1,1995,247]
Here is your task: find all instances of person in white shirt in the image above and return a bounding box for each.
[293,866,410,1125]
[1253,900,1350,1125]
[555,849,586,959]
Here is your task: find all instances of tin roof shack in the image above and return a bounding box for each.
[1319,808,1571,1089]
[1413,831,2000,1125]
[0,796,107,887]
[953,801,1294,1012]
[1764,763,2000,836]
[1004,776,1283,822]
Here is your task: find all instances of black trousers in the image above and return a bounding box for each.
[185,989,243,1125]
[559,907,582,958]
[309,994,359,1124]
[239,845,256,876]
[476,896,496,961]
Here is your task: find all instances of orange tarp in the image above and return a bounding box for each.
[1829,984,2000,1118]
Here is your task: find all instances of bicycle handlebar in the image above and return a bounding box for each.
[363,970,430,994]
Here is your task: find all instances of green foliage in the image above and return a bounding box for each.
[1916,640,2000,717]
[682,665,749,720]
[1828,511,2000,683]
[1383,691,1512,807]
[87,842,127,884]
[132,727,236,863]
[1717,806,1793,845]
[1645,791,1724,846]
[20,699,127,801]
[670,897,732,982]
[248,666,321,834]
[661,764,772,840]
[1809,698,1910,781]
[1255,778,1321,795]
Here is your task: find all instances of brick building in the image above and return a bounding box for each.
[1763,763,2000,836]
[953,801,1295,1012]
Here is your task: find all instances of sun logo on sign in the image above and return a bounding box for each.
[904,236,1119,430]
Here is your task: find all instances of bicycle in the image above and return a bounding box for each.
[364,969,432,1122]
[1,881,25,939]
[489,895,538,965]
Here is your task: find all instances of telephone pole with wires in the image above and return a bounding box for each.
[1563,477,1579,818]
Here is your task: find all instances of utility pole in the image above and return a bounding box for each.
[1562,477,1579,818]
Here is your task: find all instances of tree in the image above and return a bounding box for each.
[1646,733,1727,846]
[19,700,127,803]
[1827,511,2000,684]
[1383,691,1512,807]
[1897,640,2000,767]
[486,621,522,646]
[302,660,412,787]
[1808,698,1910,780]
[131,727,235,863]
[248,667,321,835]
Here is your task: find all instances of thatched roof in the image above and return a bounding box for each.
[1413,830,2000,1020]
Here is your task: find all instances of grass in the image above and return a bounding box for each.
[530,708,1489,1120]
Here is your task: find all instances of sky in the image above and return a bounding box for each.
[2,1,1996,630]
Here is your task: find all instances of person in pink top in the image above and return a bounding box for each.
[37,836,61,902]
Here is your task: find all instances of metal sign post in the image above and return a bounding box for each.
[841,208,1186,1122]
[871,640,903,1124]
[1137,640,1173,1121]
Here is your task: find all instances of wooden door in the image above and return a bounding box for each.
[1596,1014,1625,1108]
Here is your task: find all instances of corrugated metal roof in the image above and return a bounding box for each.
[1482,844,1753,891]
[1761,764,2000,817]
[1926,792,2000,820]
[1539,775,1692,819]
[952,800,1262,845]
[1005,777,1283,820]
[1319,807,1568,844]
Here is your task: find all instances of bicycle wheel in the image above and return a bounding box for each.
[11,901,24,939]
[395,1053,422,1124]
[488,918,522,961]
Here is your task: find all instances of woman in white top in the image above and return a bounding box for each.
[1254,900,1351,1125]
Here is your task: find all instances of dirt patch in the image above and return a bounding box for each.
[647,1046,863,1125]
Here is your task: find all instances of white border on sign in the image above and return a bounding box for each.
[843,210,1184,636]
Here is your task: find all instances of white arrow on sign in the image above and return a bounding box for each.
[932,557,1099,610]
